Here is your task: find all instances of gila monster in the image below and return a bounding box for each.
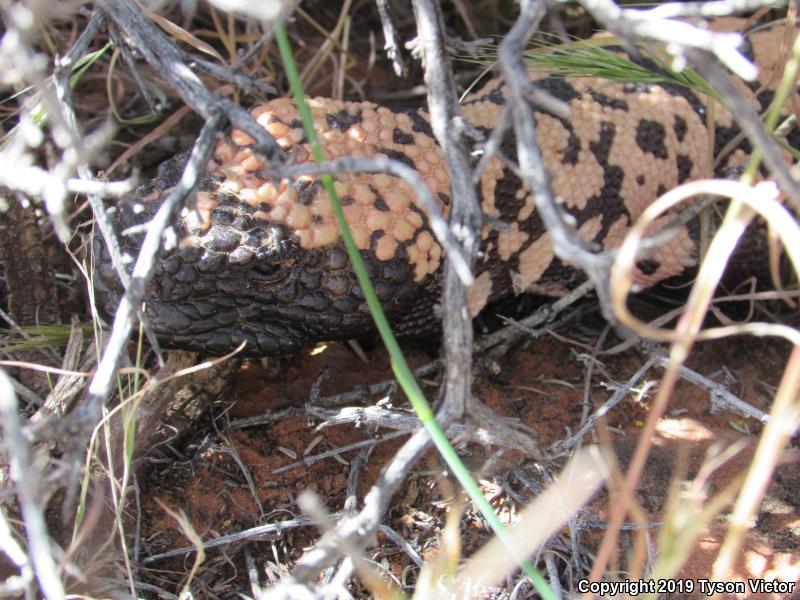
[94,19,799,357]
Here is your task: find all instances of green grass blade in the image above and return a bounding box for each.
[523,38,721,102]
[275,22,556,599]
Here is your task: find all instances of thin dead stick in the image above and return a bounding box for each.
[413,0,481,425]
[140,512,345,564]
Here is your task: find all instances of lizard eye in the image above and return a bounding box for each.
[252,262,283,279]
[250,257,296,284]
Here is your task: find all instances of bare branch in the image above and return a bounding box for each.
[61,111,224,436]
[97,0,285,167]
[413,0,482,424]
[375,0,406,76]
[0,371,65,598]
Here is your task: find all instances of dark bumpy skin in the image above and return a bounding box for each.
[94,20,798,357]
[94,153,431,355]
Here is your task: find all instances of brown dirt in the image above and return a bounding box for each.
[132,327,800,598]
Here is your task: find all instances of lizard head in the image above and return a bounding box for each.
[92,152,428,357]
